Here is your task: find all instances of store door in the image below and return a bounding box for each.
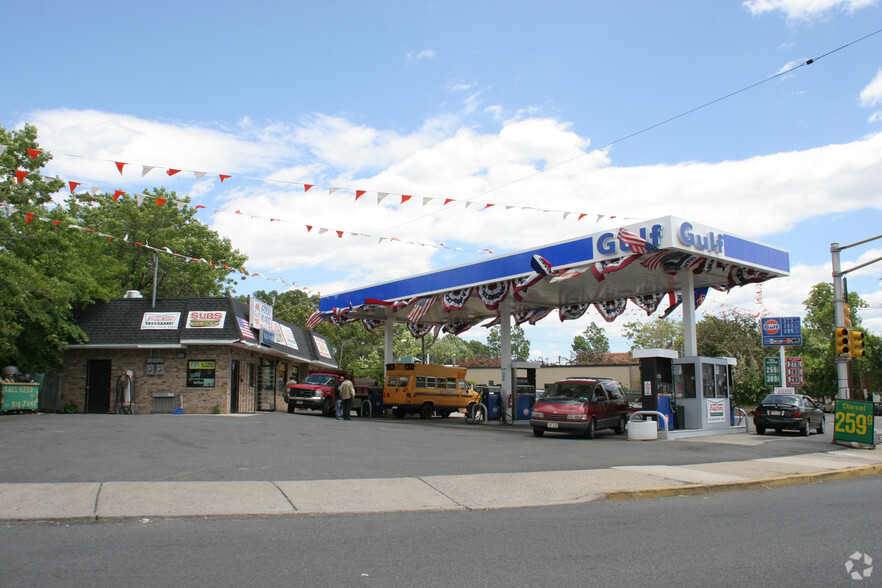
[86,359,112,413]
[230,359,240,413]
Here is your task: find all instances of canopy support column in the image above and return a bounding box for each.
[681,271,698,356]
[384,316,394,365]
[500,294,513,421]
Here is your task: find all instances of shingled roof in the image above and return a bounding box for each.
[71,296,338,369]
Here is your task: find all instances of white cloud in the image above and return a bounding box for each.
[860,69,882,123]
[744,0,879,19]
[406,49,436,64]
[16,107,882,346]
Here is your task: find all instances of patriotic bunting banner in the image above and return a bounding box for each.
[594,298,628,322]
[477,282,509,310]
[591,254,641,281]
[407,296,436,323]
[407,323,433,338]
[441,289,472,312]
[630,292,666,316]
[559,303,589,321]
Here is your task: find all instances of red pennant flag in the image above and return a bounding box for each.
[443,198,454,205]
[195,205,206,209]
[577,213,588,221]
[270,218,279,222]
[134,242,142,247]
[401,195,412,204]
[14,169,28,183]
[156,198,167,206]
[219,174,230,182]
[52,221,62,225]
[26,149,41,159]
[304,184,313,192]
[336,230,344,238]
[235,210,242,214]
[115,162,127,174]
[69,181,80,193]
[306,225,313,232]
[113,190,126,201]
[483,203,495,209]
[355,190,366,200]
[166,169,181,176]
[24,212,35,224]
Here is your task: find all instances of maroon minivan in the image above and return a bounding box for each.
[530,378,629,438]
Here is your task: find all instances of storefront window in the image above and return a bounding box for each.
[187,360,216,388]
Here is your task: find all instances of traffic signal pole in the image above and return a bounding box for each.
[831,235,882,399]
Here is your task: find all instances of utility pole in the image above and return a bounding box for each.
[831,235,882,399]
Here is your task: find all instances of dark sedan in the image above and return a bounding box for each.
[754,393,825,436]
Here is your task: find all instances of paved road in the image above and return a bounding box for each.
[0,411,846,482]
[4,475,881,587]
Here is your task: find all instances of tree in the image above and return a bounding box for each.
[571,323,611,363]
[68,188,248,298]
[622,318,683,351]
[695,315,765,406]
[486,325,531,361]
[426,334,474,366]
[0,124,111,371]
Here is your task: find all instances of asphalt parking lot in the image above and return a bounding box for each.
[0,410,842,484]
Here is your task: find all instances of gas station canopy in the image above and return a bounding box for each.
[317,215,790,332]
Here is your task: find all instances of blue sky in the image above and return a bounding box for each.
[3,0,882,359]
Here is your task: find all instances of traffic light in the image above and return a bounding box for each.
[835,327,850,355]
[848,330,865,358]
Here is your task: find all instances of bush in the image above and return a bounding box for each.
[59,402,78,414]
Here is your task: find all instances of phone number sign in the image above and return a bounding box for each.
[762,316,802,346]
[833,400,875,446]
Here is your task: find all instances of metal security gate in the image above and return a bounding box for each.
[256,360,276,411]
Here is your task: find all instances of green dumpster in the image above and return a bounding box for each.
[1,382,40,413]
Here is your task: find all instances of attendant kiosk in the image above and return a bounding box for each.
[673,356,735,430]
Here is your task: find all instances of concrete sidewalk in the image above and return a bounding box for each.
[2,447,881,521]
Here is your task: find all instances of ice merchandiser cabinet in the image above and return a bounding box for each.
[672,356,735,430]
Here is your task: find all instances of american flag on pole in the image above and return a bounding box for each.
[407,296,436,323]
[617,228,650,254]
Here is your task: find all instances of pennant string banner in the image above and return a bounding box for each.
[15,150,643,225]
[0,201,320,295]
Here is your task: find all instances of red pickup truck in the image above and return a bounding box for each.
[283,370,378,417]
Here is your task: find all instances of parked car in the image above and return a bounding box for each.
[874,403,882,416]
[753,393,825,436]
[530,378,628,439]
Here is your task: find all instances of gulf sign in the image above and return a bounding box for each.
[763,318,780,336]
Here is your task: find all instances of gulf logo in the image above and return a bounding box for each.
[763,319,780,336]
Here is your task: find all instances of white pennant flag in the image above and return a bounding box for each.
[422,197,432,206]
[136,194,146,205]
[377,192,389,204]
[378,237,386,244]
[193,171,206,179]
[141,165,155,177]
[464,202,472,209]
[328,187,339,196]
[562,212,571,221]
[596,214,604,223]
[91,186,101,194]
[318,228,328,234]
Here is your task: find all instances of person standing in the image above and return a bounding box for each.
[334,377,344,419]
[339,376,355,421]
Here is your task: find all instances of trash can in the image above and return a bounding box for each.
[1,382,39,413]
[369,391,385,417]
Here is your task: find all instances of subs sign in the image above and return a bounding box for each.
[762,316,802,346]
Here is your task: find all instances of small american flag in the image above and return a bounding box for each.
[305,311,323,329]
[407,296,436,323]
[617,228,650,254]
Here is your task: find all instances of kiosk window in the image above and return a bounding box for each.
[715,365,729,398]
[702,364,715,398]
[187,360,216,388]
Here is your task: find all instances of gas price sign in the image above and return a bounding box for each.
[833,400,875,446]
[762,316,802,346]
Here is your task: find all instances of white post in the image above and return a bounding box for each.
[681,272,697,357]
[831,244,850,399]
[500,293,513,421]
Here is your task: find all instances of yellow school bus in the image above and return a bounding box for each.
[383,363,481,419]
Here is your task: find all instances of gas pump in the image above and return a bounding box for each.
[632,349,678,429]
[502,361,540,422]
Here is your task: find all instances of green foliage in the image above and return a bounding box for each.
[486,324,531,361]
[0,122,251,372]
[695,315,765,406]
[622,318,683,351]
[67,188,248,297]
[571,323,611,363]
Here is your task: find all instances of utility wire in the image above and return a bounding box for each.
[293,28,882,268]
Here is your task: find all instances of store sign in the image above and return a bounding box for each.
[763,357,782,387]
[313,335,332,359]
[706,399,726,423]
[186,311,226,328]
[249,296,273,330]
[141,312,181,330]
[833,400,875,446]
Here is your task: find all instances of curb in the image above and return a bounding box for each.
[604,463,882,501]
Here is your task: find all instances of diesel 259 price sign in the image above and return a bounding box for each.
[833,400,875,446]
